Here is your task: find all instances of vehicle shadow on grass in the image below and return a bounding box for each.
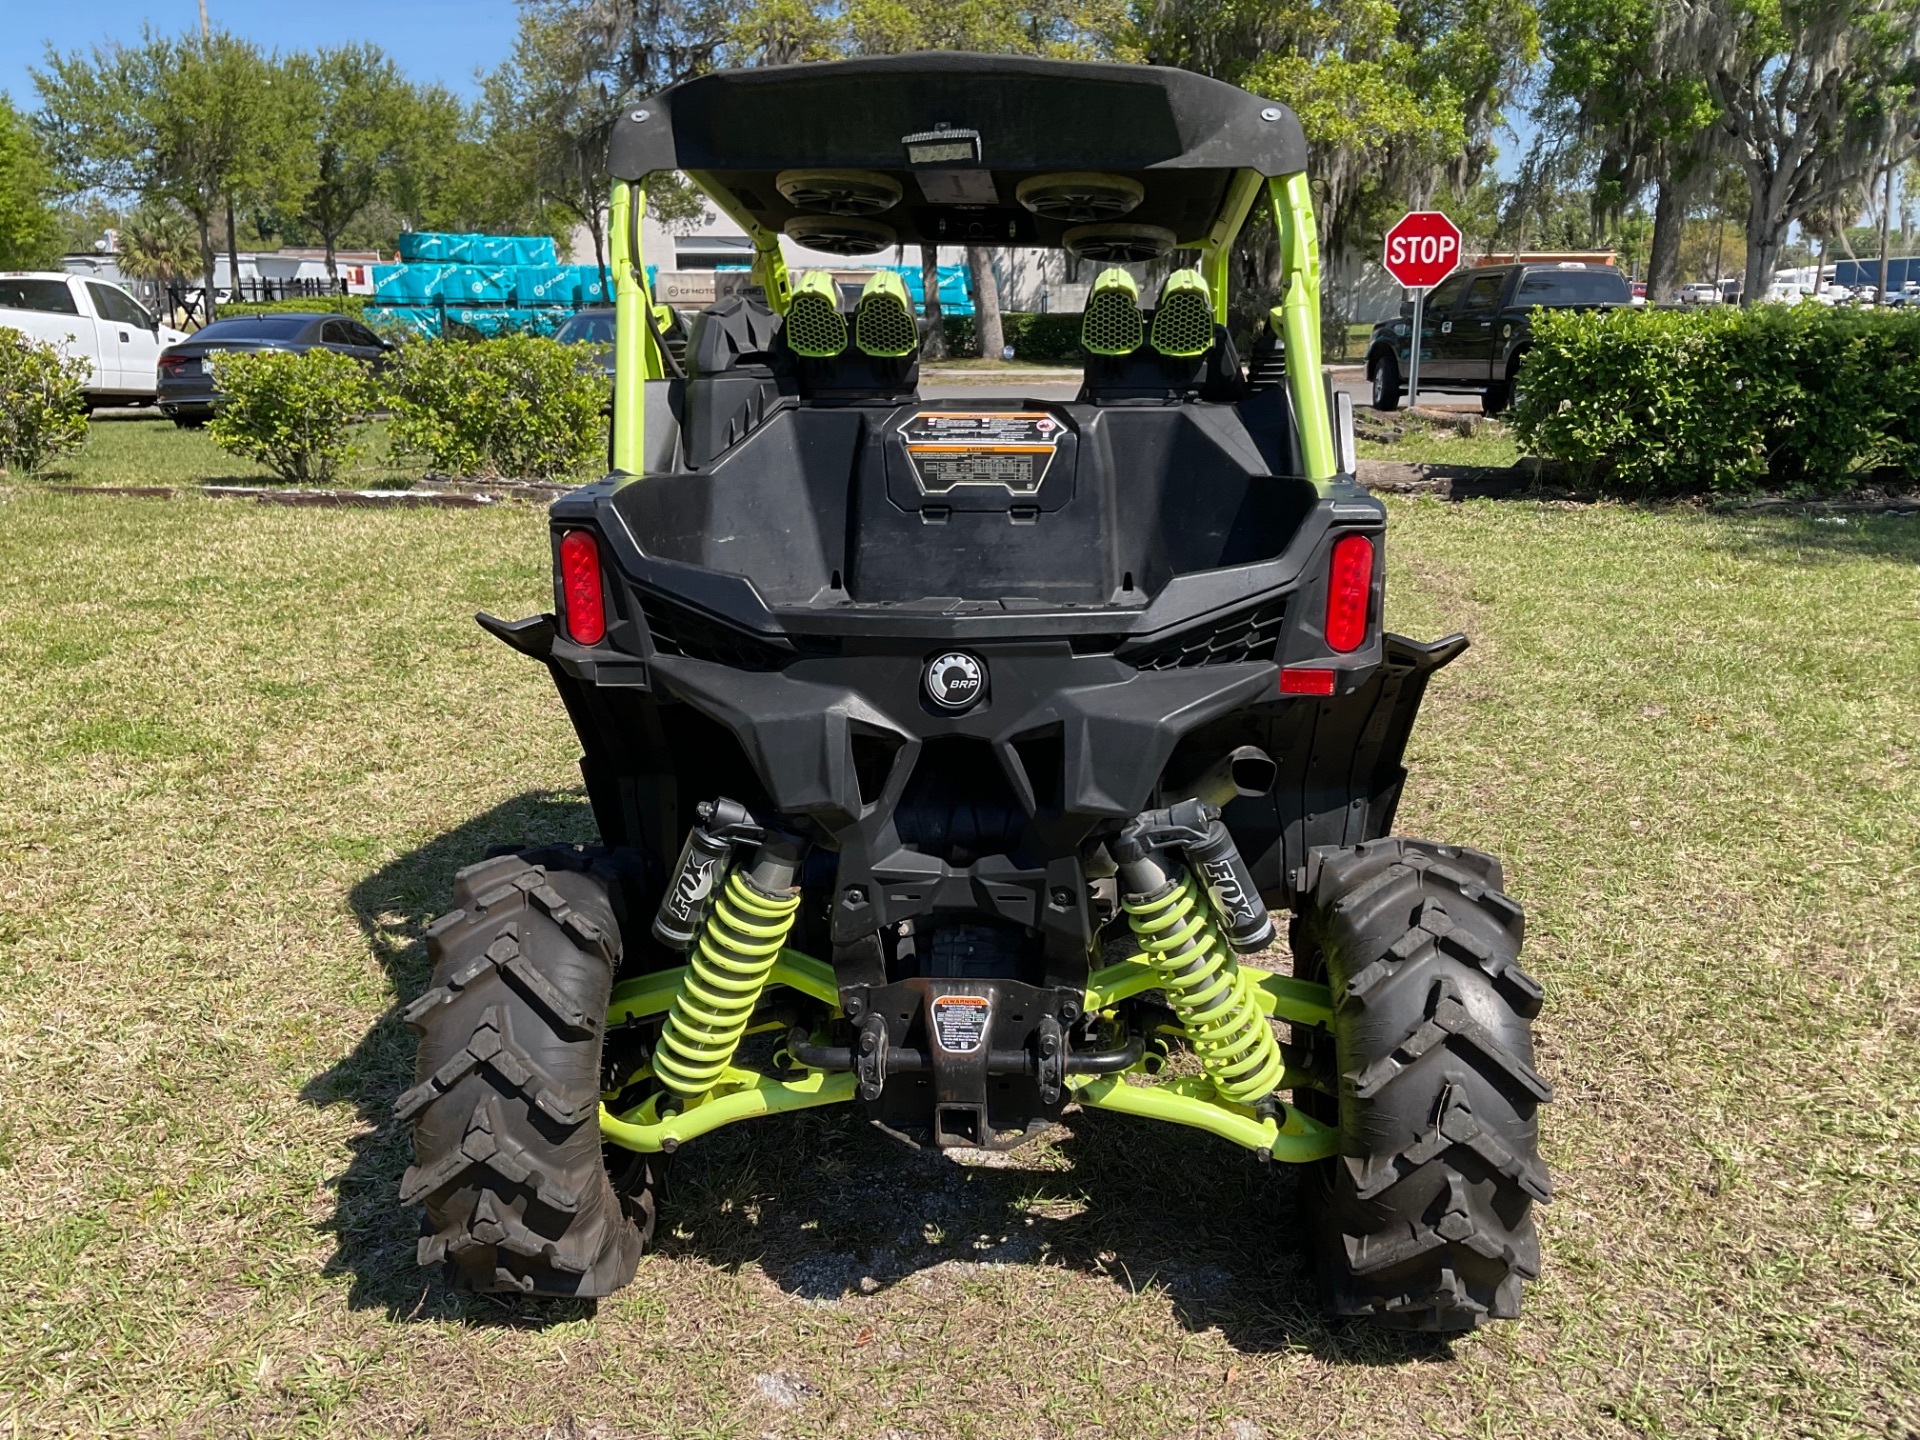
[659,1102,1450,1363]
[1699,508,1920,566]
[306,789,1447,1361]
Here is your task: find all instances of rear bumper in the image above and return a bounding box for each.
[156,387,218,418]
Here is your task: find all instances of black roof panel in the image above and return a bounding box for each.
[609,54,1306,248]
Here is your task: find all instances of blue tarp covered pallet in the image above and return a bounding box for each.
[372,263,455,302]
[516,267,579,306]
[711,263,973,315]
[397,232,560,266]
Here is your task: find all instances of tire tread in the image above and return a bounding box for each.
[397,846,649,1296]
[1295,837,1550,1332]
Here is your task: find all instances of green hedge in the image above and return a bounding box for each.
[216,296,369,319]
[0,326,89,476]
[1513,306,1920,494]
[208,348,376,483]
[941,312,1084,363]
[383,333,605,480]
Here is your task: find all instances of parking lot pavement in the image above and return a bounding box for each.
[921,367,1483,409]
[1328,364,1480,412]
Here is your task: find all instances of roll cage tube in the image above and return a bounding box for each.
[611,179,658,475]
[608,167,1335,486]
[1272,173,1336,485]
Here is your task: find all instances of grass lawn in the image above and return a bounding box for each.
[46,413,419,490]
[1358,423,1525,468]
[0,489,1916,1437]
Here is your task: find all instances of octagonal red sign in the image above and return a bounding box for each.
[1383,211,1463,289]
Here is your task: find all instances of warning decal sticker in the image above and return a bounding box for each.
[901,411,1061,496]
[930,994,991,1054]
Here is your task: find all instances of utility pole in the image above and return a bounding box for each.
[198,0,209,39]
[1880,158,1895,305]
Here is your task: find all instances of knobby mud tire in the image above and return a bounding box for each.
[1292,837,1551,1332]
[397,847,652,1296]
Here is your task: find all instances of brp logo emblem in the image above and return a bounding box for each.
[924,652,985,711]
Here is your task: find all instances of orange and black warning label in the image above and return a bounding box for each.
[901,411,1060,495]
[930,994,991,1054]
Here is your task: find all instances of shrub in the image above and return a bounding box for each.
[1513,305,1920,495]
[216,296,369,319]
[382,333,605,480]
[207,347,376,484]
[941,311,1085,363]
[0,326,89,476]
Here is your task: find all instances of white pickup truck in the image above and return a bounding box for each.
[0,271,192,408]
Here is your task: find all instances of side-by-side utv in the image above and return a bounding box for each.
[397,53,1551,1332]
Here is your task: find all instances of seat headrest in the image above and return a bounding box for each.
[785,270,847,358]
[1081,267,1144,356]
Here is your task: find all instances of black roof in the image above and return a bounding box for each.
[608,54,1307,249]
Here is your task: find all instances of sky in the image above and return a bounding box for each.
[0,0,519,107]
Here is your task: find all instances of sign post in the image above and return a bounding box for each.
[1382,211,1462,408]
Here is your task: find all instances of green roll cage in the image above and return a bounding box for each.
[605,167,1337,488]
[594,161,1342,1164]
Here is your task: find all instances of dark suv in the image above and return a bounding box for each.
[1365,262,1631,414]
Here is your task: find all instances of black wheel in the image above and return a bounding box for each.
[397,846,652,1295]
[1480,381,1511,416]
[1370,352,1403,411]
[1291,837,1551,1332]
[172,416,207,429]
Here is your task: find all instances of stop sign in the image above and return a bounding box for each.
[1383,211,1463,289]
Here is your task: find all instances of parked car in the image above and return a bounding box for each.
[0,271,190,408]
[1365,261,1632,414]
[156,313,391,426]
[553,306,615,381]
[1678,282,1720,305]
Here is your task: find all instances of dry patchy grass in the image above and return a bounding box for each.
[0,488,1915,1438]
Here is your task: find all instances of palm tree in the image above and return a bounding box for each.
[117,202,202,322]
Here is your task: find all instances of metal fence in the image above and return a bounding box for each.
[164,276,353,325]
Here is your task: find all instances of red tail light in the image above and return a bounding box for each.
[559,530,606,645]
[1325,534,1374,653]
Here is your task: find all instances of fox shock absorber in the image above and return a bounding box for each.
[1110,799,1284,1105]
[651,799,805,1099]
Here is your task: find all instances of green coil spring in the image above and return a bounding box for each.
[654,869,801,1098]
[1121,870,1284,1104]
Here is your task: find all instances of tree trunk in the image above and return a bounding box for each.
[1647,180,1684,305]
[324,230,339,283]
[966,246,1003,361]
[196,212,218,322]
[1740,176,1787,306]
[1816,232,1829,297]
[225,194,242,305]
[919,244,946,361]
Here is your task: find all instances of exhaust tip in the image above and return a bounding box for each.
[1228,750,1278,798]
